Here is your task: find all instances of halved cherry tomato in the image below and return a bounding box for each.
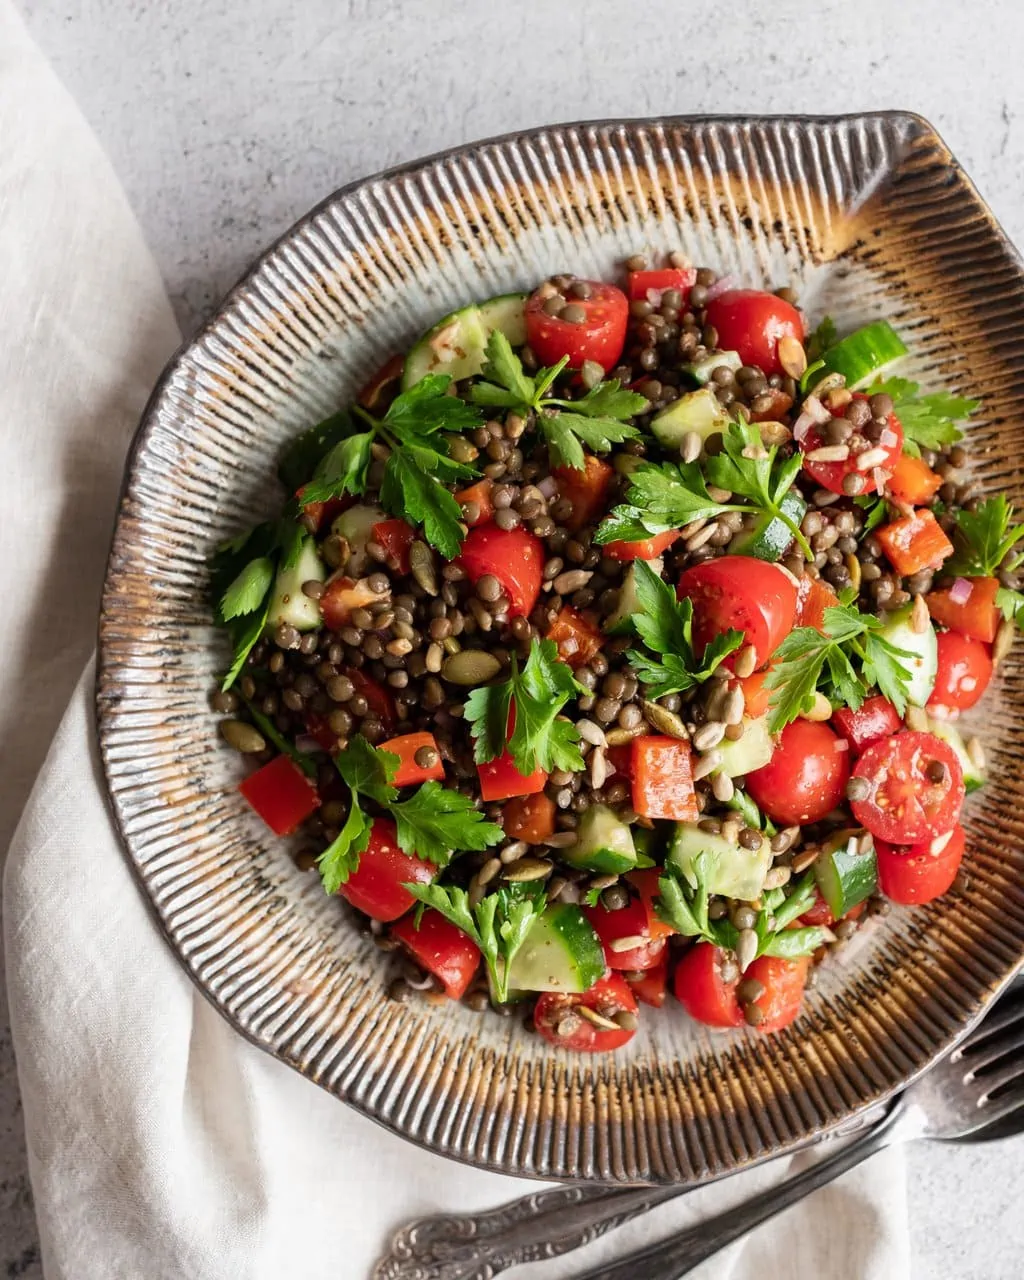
[553,455,614,531]
[453,479,495,527]
[926,576,1000,644]
[342,669,397,731]
[320,576,380,630]
[832,695,903,755]
[631,735,698,822]
[626,266,696,303]
[673,943,744,1027]
[800,401,903,496]
[370,519,415,574]
[626,956,669,1008]
[679,557,798,670]
[584,897,666,971]
[238,754,320,835]
[336,817,436,922]
[547,606,604,669]
[390,909,480,999]
[357,353,404,411]
[800,892,866,928]
[477,751,548,802]
[625,868,675,943]
[734,666,774,719]
[747,387,793,423]
[888,453,943,505]
[604,528,682,561]
[875,824,966,905]
[534,974,639,1052]
[296,486,346,534]
[876,509,954,577]
[378,732,445,786]
[501,792,556,844]
[746,719,850,825]
[525,280,629,372]
[927,632,993,714]
[744,954,810,1033]
[795,574,840,633]
[702,289,804,377]
[458,523,544,618]
[850,732,964,844]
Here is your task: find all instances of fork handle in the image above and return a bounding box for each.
[571,1109,901,1280]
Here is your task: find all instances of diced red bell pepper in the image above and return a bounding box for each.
[390,909,481,999]
[458,523,544,618]
[795,575,840,633]
[453,479,495,527]
[926,576,1000,644]
[356,353,404,411]
[477,750,548,802]
[296,486,347,534]
[887,454,943,506]
[584,896,667,971]
[337,817,436,922]
[370,519,416,575]
[343,668,397,731]
[625,867,676,942]
[546,605,604,668]
[626,956,669,1008]
[604,528,682,561]
[501,792,556,844]
[553,455,615,532]
[735,666,774,719]
[746,387,793,423]
[626,266,696,303]
[631,735,699,822]
[832,695,902,754]
[377,732,445,786]
[876,509,954,576]
[320,576,382,630]
[238,754,320,835]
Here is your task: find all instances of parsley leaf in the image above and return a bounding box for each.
[868,376,978,457]
[805,316,837,364]
[220,556,275,621]
[997,586,1024,630]
[390,781,503,866]
[947,495,1024,578]
[278,408,358,493]
[725,788,776,835]
[380,450,466,559]
[299,431,374,505]
[337,735,399,806]
[318,801,373,894]
[656,854,731,946]
[625,560,742,698]
[854,493,890,536]
[220,601,270,692]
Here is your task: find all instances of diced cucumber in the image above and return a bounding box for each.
[878,605,937,707]
[604,557,664,635]
[650,387,729,448]
[266,536,324,633]
[632,824,665,867]
[684,350,742,385]
[330,503,387,577]
[502,905,605,994]
[818,321,907,389]
[716,716,774,778]
[667,822,772,901]
[927,715,986,792]
[402,294,527,389]
[814,829,878,918]
[730,491,807,563]
[564,804,637,874]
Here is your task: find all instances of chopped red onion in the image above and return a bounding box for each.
[537,475,559,499]
[793,411,815,443]
[704,273,738,302]
[645,288,664,308]
[950,577,973,605]
[294,735,320,754]
[879,428,898,448]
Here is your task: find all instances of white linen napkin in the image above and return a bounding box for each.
[0,3,908,1276]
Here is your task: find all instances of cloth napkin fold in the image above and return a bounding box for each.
[1,3,909,1276]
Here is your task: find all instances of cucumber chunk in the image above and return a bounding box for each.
[402,293,527,389]
[927,715,986,792]
[684,350,742,385]
[330,503,387,577]
[266,536,324,633]
[502,905,605,994]
[604,557,664,635]
[716,716,774,778]
[814,829,878,918]
[878,605,937,707]
[650,387,729,448]
[818,321,907,389]
[667,822,772,900]
[478,292,527,347]
[730,491,807,563]
[564,804,637,874]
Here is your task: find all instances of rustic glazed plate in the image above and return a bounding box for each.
[98,113,1024,1183]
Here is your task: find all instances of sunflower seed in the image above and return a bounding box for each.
[721,686,745,725]
[857,446,891,472]
[680,431,703,464]
[806,445,850,463]
[608,934,649,953]
[778,336,808,379]
[762,865,792,890]
[684,522,720,552]
[966,736,986,770]
[994,616,1016,666]
[904,704,929,731]
[845,552,862,593]
[733,644,758,679]
[791,845,823,873]
[736,928,759,973]
[801,692,833,722]
[910,593,930,634]
[589,747,609,790]
[692,749,723,780]
[692,720,726,751]
[576,1006,621,1030]
[711,770,735,802]
[576,718,607,747]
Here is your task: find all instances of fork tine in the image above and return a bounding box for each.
[957,996,1024,1059]
[970,1049,1024,1102]
[965,1020,1024,1079]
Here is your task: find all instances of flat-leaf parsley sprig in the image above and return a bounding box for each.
[942,494,1024,631]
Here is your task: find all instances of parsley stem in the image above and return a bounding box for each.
[773,504,814,561]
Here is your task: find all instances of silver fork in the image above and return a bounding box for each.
[374,985,1024,1280]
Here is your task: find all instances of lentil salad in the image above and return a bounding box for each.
[209,256,1019,1049]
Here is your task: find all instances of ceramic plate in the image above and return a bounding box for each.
[98,113,1024,1182]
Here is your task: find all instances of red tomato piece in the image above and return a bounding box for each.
[927,632,993,714]
[795,575,840,633]
[747,387,793,423]
[743,955,810,1033]
[625,868,675,942]
[553,455,615,532]
[370,519,415,574]
[477,750,548,802]
[295,486,346,534]
[626,266,696,303]
[926,576,1000,644]
[547,605,604,669]
[631,735,699,822]
[800,403,904,496]
[356,353,404,411]
[604,528,682,561]
[702,289,804,376]
[534,974,639,1052]
[458,523,544,618]
[390,909,481,999]
[343,669,397,731]
[583,897,666,972]
[453,479,495,527]
[673,942,744,1028]
[501,792,556,844]
[337,817,436,922]
[746,719,850,825]
[832,695,903,755]
[876,509,954,577]
[678,557,798,670]
[320,576,381,631]
[800,892,866,928]
[888,453,943,505]
[850,732,965,844]
[377,732,445,786]
[626,956,669,1008]
[875,824,966,905]
[734,666,774,719]
[238,754,320,835]
[525,280,629,372]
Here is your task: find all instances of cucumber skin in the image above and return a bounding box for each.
[504,905,605,994]
[565,804,637,874]
[604,558,664,636]
[266,537,324,632]
[879,605,937,707]
[730,491,807,563]
[814,835,878,918]
[401,294,527,390]
[820,321,907,390]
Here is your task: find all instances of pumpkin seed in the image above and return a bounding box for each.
[441,649,501,685]
[409,540,439,595]
[218,719,266,753]
[642,700,690,739]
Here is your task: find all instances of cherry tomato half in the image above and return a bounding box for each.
[673,943,743,1027]
[458,522,544,618]
[534,975,639,1052]
[927,632,993,715]
[626,957,668,1008]
[525,280,629,372]
[702,289,804,376]
[875,824,966,905]
[583,897,666,972]
[746,718,850,826]
[337,817,436,922]
[390,909,481,999]
[832,695,903,755]
[850,732,965,844]
[678,557,797,670]
[800,401,904,497]
[626,266,696,303]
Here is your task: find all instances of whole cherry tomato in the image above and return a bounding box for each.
[702,289,804,376]
[746,719,850,826]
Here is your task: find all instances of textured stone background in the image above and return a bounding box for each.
[5,0,1024,1275]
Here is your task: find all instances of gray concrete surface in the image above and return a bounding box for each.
[6,0,1024,1275]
